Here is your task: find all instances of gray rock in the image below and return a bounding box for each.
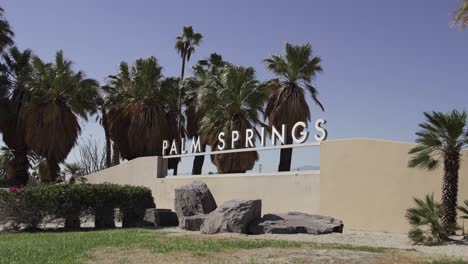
[249,212,344,235]
[180,214,207,231]
[201,199,261,234]
[142,208,158,226]
[174,181,217,227]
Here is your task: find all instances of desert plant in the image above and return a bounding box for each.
[408,110,468,229]
[406,194,457,245]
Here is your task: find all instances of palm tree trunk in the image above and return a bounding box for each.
[191,143,206,175]
[278,135,293,172]
[111,141,120,166]
[47,159,60,182]
[441,151,460,229]
[102,108,112,168]
[12,144,29,186]
[178,52,186,131]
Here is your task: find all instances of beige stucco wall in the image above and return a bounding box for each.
[320,138,468,233]
[155,172,321,215]
[85,138,468,234]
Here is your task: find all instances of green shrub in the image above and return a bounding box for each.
[0,183,155,231]
[406,193,457,245]
[119,185,155,227]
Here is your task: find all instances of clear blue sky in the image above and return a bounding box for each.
[2,0,467,174]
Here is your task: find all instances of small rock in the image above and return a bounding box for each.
[249,212,344,235]
[201,199,261,234]
[180,214,207,231]
[174,181,217,227]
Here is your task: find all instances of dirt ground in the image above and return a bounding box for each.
[87,247,430,264]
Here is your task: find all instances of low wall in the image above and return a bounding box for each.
[155,172,321,215]
[320,139,468,233]
[85,138,468,234]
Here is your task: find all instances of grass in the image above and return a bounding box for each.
[427,260,468,264]
[0,228,396,263]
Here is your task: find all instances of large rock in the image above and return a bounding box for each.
[180,214,207,231]
[201,199,261,234]
[249,212,344,235]
[174,181,217,226]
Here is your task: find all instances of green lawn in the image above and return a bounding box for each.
[0,228,465,264]
[0,228,391,264]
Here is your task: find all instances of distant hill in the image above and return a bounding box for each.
[293,165,320,171]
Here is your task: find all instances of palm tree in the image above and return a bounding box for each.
[453,0,468,29]
[0,7,14,54]
[95,94,111,168]
[175,26,202,132]
[103,62,132,166]
[106,57,181,169]
[264,43,324,171]
[0,47,33,186]
[197,64,266,173]
[182,53,225,174]
[408,110,468,229]
[25,50,100,182]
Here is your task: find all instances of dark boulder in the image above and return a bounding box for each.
[249,212,344,235]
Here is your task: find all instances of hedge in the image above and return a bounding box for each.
[0,183,155,230]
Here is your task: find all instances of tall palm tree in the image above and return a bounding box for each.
[106,57,181,169]
[175,26,202,132]
[25,50,100,182]
[453,0,468,29]
[0,47,33,186]
[408,110,468,229]
[182,53,225,174]
[264,43,324,171]
[197,64,266,173]
[0,7,14,54]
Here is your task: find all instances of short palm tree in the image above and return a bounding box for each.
[0,7,14,53]
[25,50,100,182]
[0,47,33,186]
[175,26,202,132]
[182,53,225,174]
[264,43,324,171]
[197,64,266,173]
[406,193,456,245]
[408,110,468,229]
[453,0,468,29]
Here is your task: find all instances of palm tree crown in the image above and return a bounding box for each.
[175,26,203,71]
[409,110,468,228]
[453,0,468,29]
[0,7,14,53]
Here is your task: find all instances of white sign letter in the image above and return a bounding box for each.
[218,132,226,150]
[162,140,169,155]
[260,126,266,146]
[245,129,254,148]
[231,130,240,149]
[271,124,286,145]
[292,121,309,143]
[190,136,202,153]
[314,119,328,142]
[169,140,178,155]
